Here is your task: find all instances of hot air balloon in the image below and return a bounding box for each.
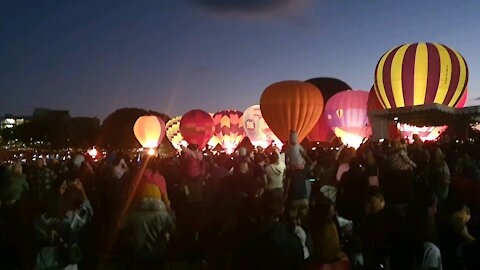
[368,86,384,111]
[133,115,166,148]
[166,116,187,151]
[243,105,281,148]
[207,113,220,148]
[306,78,351,142]
[180,110,215,149]
[374,43,468,109]
[260,81,324,143]
[324,90,371,148]
[213,110,245,154]
[456,88,468,108]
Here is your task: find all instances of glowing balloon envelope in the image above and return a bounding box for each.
[166,116,188,151]
[243,105,281,148]
[260,80,324,143]
[207,113,220,148]
[133,115,166,148]
[180,110,215,149]
[213,110,245,154]
[306,77,351,142]
[374,42,468,109]
[325,90,371,148]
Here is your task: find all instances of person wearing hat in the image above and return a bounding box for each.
[124,183,175,269]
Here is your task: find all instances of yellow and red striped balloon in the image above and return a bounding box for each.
[374,43,468,109]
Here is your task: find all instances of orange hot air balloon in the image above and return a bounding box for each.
[133,115,166,148]
[260,80,324,143]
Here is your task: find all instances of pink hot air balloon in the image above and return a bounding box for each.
[242,105,281,148]
[213,110,245,154]
[180,110,215,149]
[325,90,372,148]
[306,77,351,142]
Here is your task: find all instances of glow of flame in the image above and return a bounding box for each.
[334,128,364,149]
[87,147,97,158]
[398,123,447,141]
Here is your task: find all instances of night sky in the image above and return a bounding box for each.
[2,0,480,120]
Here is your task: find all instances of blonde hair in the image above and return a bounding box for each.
[315,219,344,263]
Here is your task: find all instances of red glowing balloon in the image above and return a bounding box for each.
[180,110,215,149]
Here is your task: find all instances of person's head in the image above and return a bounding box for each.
[339,147,356,164]
[35,158,45,168]
[187,144,199,151]
[254,153,267,165]
[59,184,85,216]
[443,196,471,232]
[72,154,85,169]
[145,158,158,171]
[432,146,445,165]
[312,197,336,223]
[412,134,421,143]
[12,162,23,176]
[289,130,299,144]
[235,156,250,174]
[365,186,385,215]
[269,152,279,164]
[315,219,343,263]
[348,157,363,171]
[238,147,247,156]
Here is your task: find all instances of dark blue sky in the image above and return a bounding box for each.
[2,0,480,120]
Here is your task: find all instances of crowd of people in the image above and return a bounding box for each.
[1,131,479,270]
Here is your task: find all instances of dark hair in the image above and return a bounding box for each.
[349,157,362,170]
[261,191,284,218]
[254,153,267,163]
[269,152,279,163]
[187,144,198,151]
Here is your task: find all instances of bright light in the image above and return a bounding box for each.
[147,148,156,156]
[393,117,399,121]
[87,147,98,158]
[334,128,364,149]
[251,140,270,149]
[398,123,447,141]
